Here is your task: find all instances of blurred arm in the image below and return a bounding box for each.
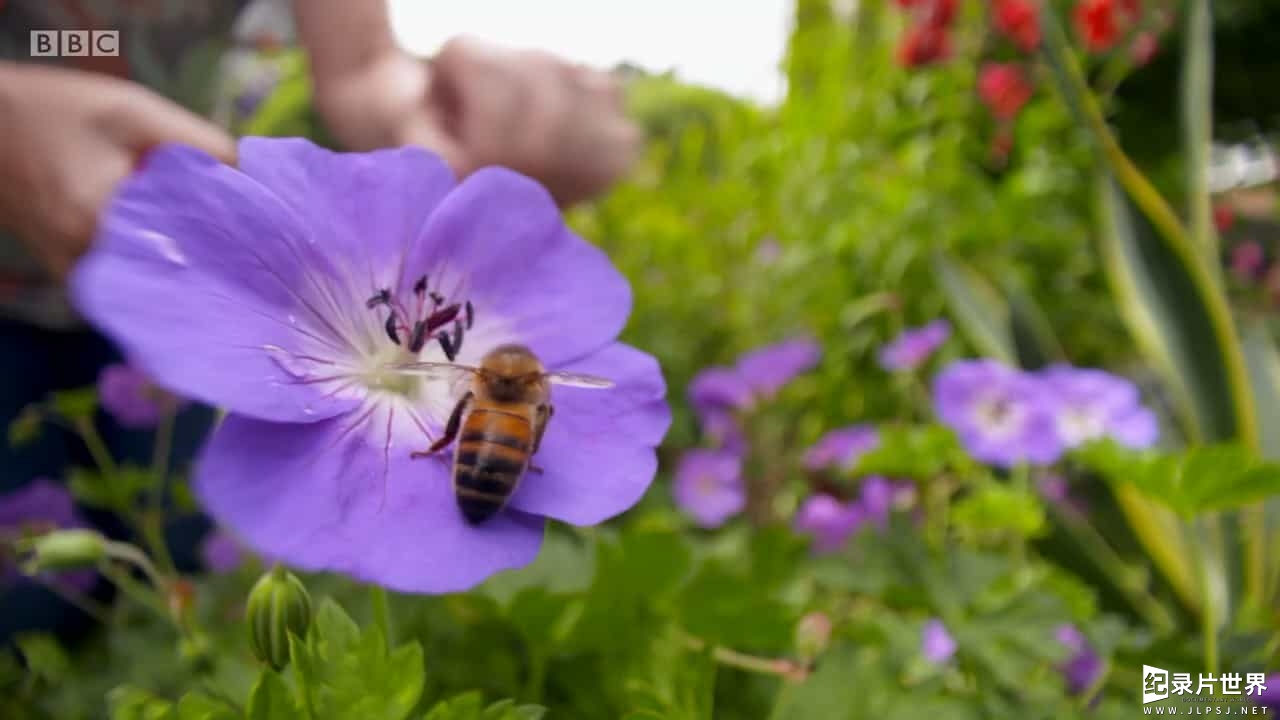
[292,0,400,95]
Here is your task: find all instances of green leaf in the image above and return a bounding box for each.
[1093,173,1254,445]
[1077,441,1280,517]
[951,484,1046,540]
[248,671,296,720]
[67,465,155,510]
[15,633,69,685]
[425,692,540,720]
[1241,319,1280,462]
[1003,280,1065,370]
[108,686,174,720]
[677,561,796,649]
[932,251,1015,364]
[51,387,98,421]
[1182,0,1215,259]
[850,424,970,480]
[293,598,425,720]
[174,692,237,720]
[769,645,881,720]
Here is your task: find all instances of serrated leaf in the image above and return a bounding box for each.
[248,671,296,720]
[932,252,1015,364]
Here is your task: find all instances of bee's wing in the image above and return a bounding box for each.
[385,361,479,385]
[544,370,615,389]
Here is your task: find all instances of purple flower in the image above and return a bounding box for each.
[71,138,670,593]
[858,476,915,527]
[755,237,781,265]
[672,450,744,528]
[1253,674,1280,708]
[1231,241,1265,281]
[200,528,245,574]
[879,320,951,372]
[921,619,957,663]
[932,359,1063,468]
[803,425,880,471]
[1056,624,1103,694]
[1038,365,1158,450]
[793,494,864,554]
[0,480,95,592]
[736,338,821,398]
[98,363,175,429]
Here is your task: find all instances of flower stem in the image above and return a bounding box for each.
[679,631,808,682]
[73,417,118,478]
[370,585,392,644]
[1048,504,1175,633]
[144,407,177,575]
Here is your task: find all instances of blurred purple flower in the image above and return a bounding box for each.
[1056,624,1103,694]
[0,480,95,592]
[687,338,819,450]
[755,237,781,265]
[71,138,670,594]
[858,476,916,527]
[1038,365,1158,450]
[1230,241,1265,281]
[200,528,245,574]
[803,424,880,471]
[1253,674,1280,708]
[736,338,820,398]
[932,359,1062,468]
[98,362,176,429]
[672,450,744,528]
[921,619,957,663]
[879,320,951,372]
[794,494,864,554]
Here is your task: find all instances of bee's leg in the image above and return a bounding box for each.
[411,391,472,459]
[527,403,554,474]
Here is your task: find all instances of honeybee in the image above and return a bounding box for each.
[390,343,614,525]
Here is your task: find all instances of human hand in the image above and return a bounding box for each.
[312,36,641,207]
[0,63,237,280]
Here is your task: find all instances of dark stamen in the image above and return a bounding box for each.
[366,288,391,309]
[408,321,428,353]
[413,275,428,296]
[425,303,461,334]
[384,314,401,345]
[465,301,474,330]
[429,291,445,306]
[451,319,465,355]
[438,333,456,362]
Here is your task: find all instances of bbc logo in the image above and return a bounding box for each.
[30,30,120,57]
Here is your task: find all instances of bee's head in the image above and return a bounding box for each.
[479,344,545,402]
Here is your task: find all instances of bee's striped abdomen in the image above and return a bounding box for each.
[453,408,532,525]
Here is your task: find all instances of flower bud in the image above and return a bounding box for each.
[20,529,106,573]
[246,565,312,670]
[794,611,833,661]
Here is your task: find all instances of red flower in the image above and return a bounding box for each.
[1074,0,1138,52]
[1129,31,1159,65]
[898,23,953,67]
[1214,203,1235,233]
[978,63,1034,120]
[993,0,1041,51]
[923,0,959,26]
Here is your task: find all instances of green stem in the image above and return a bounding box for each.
[73,418,118,477]
[1194,515,1225,673]
[145,408,177,575]
[679,631,808,682]
[370,585,392,644]
[1049,505,1175,633]
[98,561,168,620]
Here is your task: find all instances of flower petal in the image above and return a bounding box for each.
[194,412,544,593]
[404,168,631,366]
[506,343,670,524]
[236,138,456,297]
[71,145,361,423]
